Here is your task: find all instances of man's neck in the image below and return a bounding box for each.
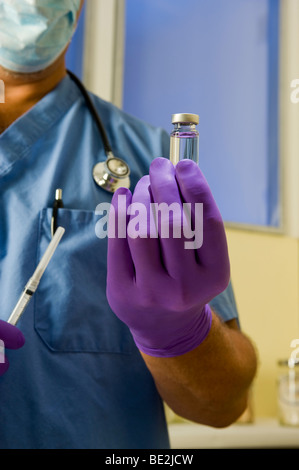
[0,58,67,134]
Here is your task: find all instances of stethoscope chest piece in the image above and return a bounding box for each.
[93,155,131,193]
[66,70,131,194]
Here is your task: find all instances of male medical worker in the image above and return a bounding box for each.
[0,0,257,449]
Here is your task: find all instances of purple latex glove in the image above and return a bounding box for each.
[107,158,230,357]
[0,319,25,376]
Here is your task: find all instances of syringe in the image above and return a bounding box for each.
[7,226,65,326]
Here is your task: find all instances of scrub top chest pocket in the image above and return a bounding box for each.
[34,208,133,354]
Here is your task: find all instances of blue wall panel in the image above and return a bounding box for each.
[123,0,280,227]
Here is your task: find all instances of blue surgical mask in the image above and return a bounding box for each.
[0,0,81,73]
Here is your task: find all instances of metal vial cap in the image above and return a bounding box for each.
[171,113,199,125]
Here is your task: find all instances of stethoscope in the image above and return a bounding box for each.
[67,70,131,193]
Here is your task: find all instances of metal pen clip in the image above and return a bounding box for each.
[51,189,64,238]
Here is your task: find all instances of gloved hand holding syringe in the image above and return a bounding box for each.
[1,227,64,375]
[7,226,65,326]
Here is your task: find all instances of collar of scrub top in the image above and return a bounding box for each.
[67,70,131,193]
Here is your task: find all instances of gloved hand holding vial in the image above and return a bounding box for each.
[107,155,230,357]
[106,111,230,357]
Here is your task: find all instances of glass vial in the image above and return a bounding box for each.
[169,113,199,166]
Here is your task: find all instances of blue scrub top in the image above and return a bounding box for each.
[0,75,239,449]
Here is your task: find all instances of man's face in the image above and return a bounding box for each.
[0,0,84,75]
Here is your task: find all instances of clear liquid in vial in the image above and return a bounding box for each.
[170,122,199,165]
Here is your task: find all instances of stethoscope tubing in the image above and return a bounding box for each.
[67,70,130,192]
[67,70,113,157]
